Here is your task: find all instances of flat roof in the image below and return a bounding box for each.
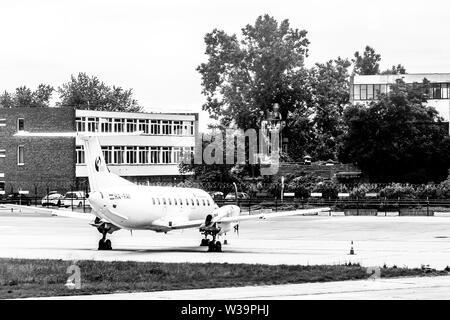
[352,73,450,84]
[76,109,198,121]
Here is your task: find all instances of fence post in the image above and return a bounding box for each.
[356,196,359,216]
[46,186,49,207]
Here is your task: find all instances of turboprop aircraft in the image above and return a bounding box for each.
[12,131,330,252]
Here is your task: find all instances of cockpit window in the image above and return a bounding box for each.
[207,199,210,206]
[202,199,205,206]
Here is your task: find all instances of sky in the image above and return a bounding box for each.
[1,0,449,130]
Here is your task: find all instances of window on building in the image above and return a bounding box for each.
[360,84,367,100]
[161,147,171,163]
[76,146,85,164]
[0,150,5,158]
[150,120,160,135]
[161,121,172,135]
[367,84,374,100]
[87,117,99,132]
[17,118,24,132]
[138,119,149,134]
[352,85,360,100]
[100,118,113,132]
[76,117,86,131]
[113,146,125,164]
[442,83,449,99]
[114,118,125,132]
[138,146,149,164]
[126,146,137,164]
[102,146,113,164]
[173,121,183,135]
[17,145,24,165]
[126,119,137,132]
[172,147,182,164]
[150,147,160,164]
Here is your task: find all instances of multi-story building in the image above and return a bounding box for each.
[0,107,198,197]
[75,109,197,186]
[350,73,450,126]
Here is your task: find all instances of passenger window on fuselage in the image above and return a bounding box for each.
[179,198,182,205]
[168,198,172,205]
[185,199,189,206]
[191,199,195,206]
[207,200,210,206]
[163,198,166,205]
[174,198,177,205]
[152,198,155,205]
[196,199,199,206]
[202,199,205,206]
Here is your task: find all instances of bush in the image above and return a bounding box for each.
[379,183,417,200]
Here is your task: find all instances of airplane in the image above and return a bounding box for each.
[11,131,330,252]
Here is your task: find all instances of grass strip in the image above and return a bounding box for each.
[1,258,448,299]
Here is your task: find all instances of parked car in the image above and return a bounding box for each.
[209,191,224,200]
[4,193,31,206]
[41,192,64,207]
[225,192,250,200]
[61,191,86,208]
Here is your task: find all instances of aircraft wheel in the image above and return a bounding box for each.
[208,241,216,252]
[98,239,112,250]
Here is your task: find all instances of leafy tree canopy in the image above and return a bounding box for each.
[197,14,311,129]
[0,84,54,108]
[57,72,142,112]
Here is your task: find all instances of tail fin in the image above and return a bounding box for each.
[15,131,139,192]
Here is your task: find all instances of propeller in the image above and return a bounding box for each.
[234,224,239,237]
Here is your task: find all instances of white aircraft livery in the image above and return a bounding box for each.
[12,131,330,252]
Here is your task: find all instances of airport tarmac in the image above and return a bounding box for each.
[1,207,450,269]
[31,275,450,300]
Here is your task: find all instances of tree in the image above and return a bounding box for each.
[197,14,311,130]
[380,64,407,75]
[0,85,54,108]
[57,72,142,112]
[309,57,352,160]
[339,80,450,183]
[352,46,381,75]
[0,91,14,108]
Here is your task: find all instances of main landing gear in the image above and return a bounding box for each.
[98,226,112,251]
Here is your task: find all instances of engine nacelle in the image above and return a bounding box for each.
[203,204,240,226]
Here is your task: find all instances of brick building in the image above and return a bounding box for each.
[0,107,76,196]
[0,107,198,197]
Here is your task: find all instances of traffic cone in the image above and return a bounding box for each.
[349,241,355,255]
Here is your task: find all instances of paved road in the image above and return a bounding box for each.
[27,276,450,300]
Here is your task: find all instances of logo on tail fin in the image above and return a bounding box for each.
[95,157,101,172]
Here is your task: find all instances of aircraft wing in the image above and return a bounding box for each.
[171,207,330,229]
[6,204,96,221]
